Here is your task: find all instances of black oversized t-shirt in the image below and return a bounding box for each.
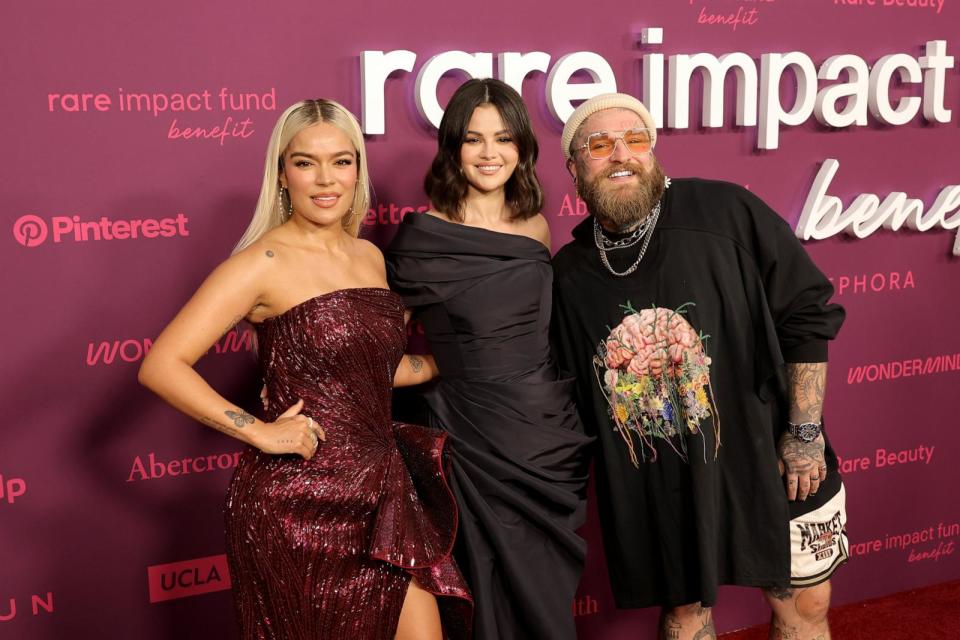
[551,178,845,608]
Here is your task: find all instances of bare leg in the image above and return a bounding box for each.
[659,603,717,640]
[763,581,831,640]
[394,577,442,640]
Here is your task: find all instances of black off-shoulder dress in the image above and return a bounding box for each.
[387,214,593,640]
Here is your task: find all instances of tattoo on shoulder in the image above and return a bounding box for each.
[225,409,255,427]
[265,250,275,258]
[409,355,424,374]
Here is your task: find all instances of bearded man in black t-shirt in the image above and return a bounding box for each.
[551,93,848,640]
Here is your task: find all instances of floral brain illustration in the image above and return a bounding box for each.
[595,303,719,466]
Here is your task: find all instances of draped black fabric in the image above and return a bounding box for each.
[551,179,846,609]
[386,214,593,640]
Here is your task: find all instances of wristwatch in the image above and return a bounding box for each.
[788,421,822,443]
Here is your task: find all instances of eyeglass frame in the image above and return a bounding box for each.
[573,128,656,160]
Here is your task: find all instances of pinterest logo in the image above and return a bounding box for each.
[10,212,188,247]
[13,215,48,247]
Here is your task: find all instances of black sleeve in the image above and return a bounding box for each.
[749,193,846,363]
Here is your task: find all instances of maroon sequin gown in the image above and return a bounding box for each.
[224,287,472,640]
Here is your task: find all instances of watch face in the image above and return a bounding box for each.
[794,422,821,442]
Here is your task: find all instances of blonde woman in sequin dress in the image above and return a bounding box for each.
[139,99,471,640]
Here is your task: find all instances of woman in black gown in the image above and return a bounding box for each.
[386,79,592,640]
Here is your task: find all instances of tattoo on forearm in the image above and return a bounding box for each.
[787,362,827,423]
[409,355,424,374]
[225,409,255,427]
[200,416,239,437]
[767,586,795,601]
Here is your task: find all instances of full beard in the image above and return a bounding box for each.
[578,158,666,232]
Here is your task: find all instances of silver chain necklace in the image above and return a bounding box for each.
[594,215,654,250]
[593,200,662,277]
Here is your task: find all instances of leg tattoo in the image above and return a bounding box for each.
[770,619,801,640]
[767,586,795,602]
[692,606,717,640]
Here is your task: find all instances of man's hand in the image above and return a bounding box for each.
[778,432,827,501]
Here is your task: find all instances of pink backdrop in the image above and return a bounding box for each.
[3,0,959,636]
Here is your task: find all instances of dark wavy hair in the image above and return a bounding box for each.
[424,78,543,222]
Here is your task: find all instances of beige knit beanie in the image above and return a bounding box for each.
[561,93,657,161]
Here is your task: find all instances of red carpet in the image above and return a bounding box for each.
[721,580,960,639]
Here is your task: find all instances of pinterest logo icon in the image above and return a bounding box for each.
[13,214,48,247]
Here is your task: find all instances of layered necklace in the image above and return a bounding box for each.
[591,175,671,278]
[593,200,662,277]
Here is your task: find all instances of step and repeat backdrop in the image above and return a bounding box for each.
[2,0,958,636]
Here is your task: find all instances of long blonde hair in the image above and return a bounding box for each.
[233,99,370,253]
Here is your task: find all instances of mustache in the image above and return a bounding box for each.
[597,162,646,180]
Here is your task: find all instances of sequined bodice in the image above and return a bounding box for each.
[256,287,405,432]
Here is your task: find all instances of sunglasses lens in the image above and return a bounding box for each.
[624,129,651,154]
[586,130,652,158]
[588,135,616,158]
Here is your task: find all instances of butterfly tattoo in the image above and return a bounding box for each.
[225,409,255,428]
